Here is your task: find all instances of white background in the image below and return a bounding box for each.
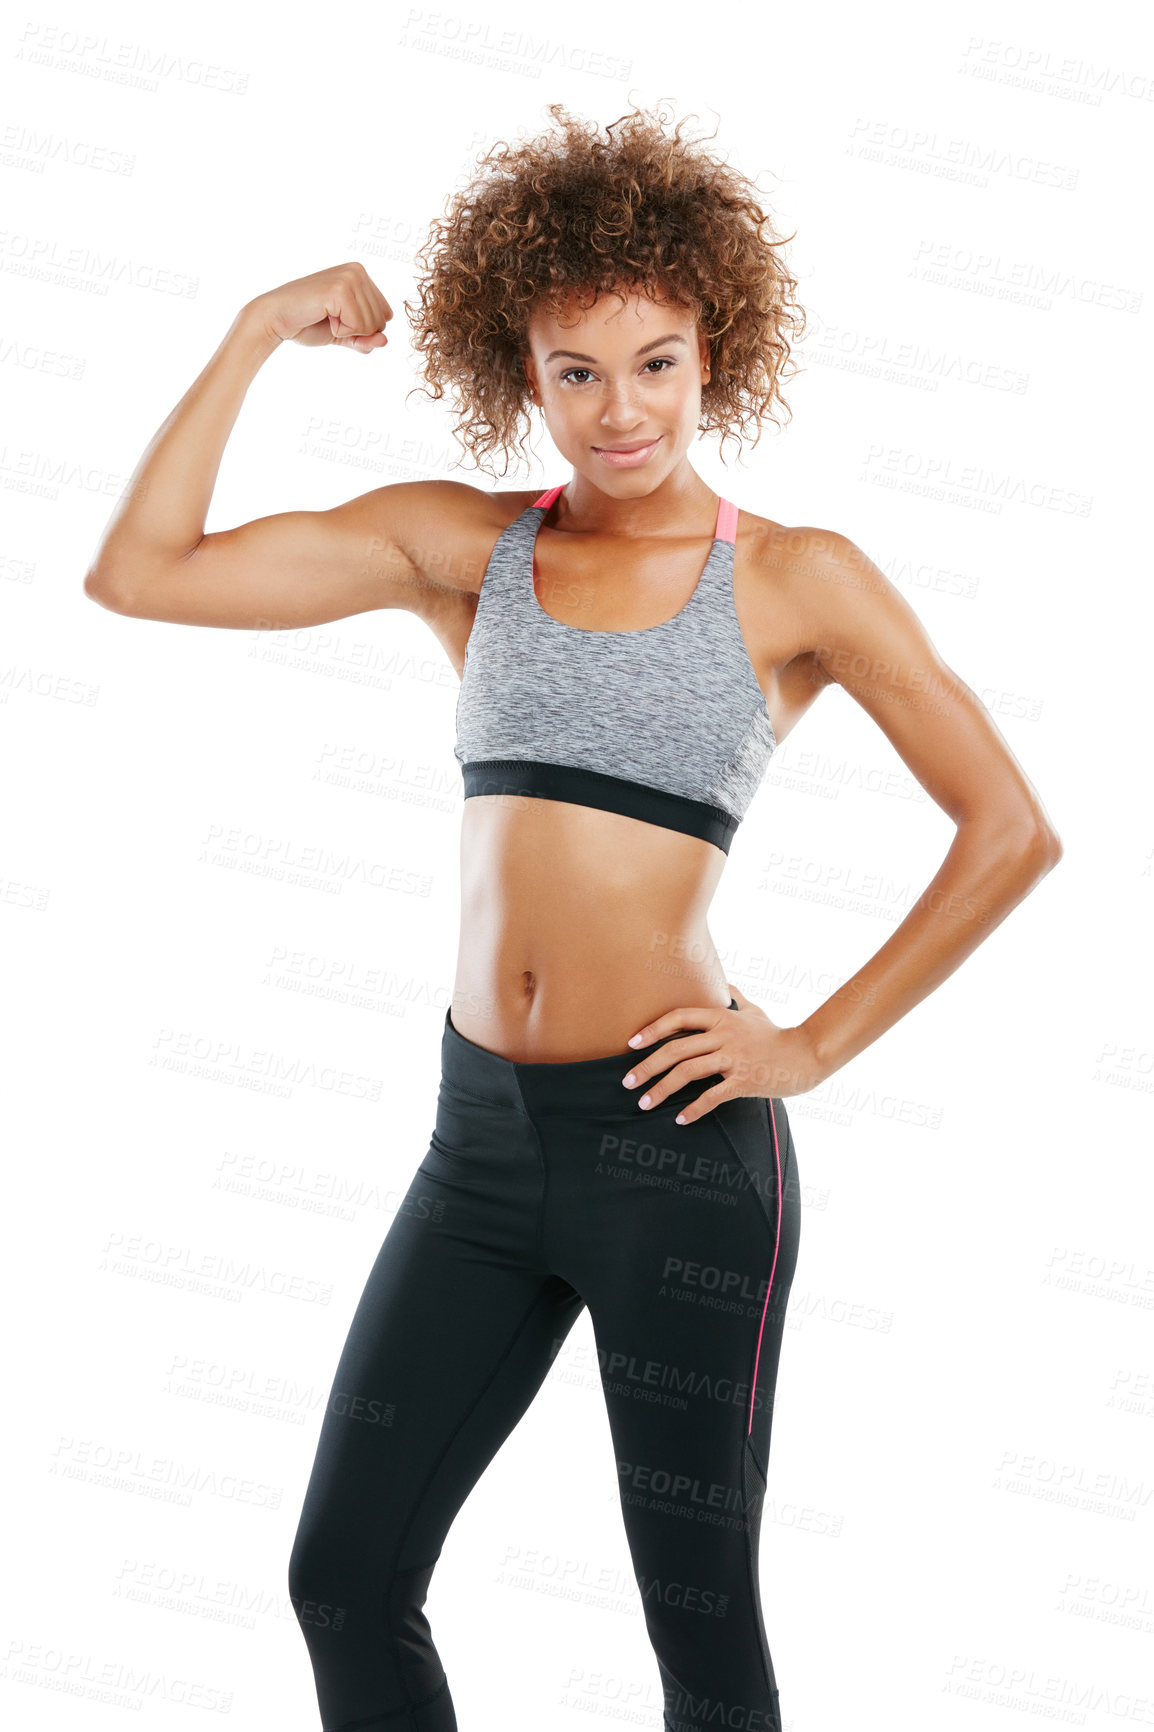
[3,1,1152,1728]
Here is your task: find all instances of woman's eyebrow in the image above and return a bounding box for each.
[543,333,690,365]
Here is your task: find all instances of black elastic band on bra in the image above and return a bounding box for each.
[460,757,738,854]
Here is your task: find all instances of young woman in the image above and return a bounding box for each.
[85,104,1061,1732]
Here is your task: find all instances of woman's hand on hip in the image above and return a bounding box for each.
[620,982,827,1123]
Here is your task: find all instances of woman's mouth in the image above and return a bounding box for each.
[592,436,663,468]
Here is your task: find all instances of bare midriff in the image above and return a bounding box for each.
[449,793,733,1062]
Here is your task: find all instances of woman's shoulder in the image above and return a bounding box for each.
[361,479,536,600]
[735,503,869,596]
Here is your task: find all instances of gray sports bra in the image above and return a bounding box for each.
[454,484,777,854]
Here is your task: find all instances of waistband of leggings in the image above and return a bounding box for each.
[440,999,738,1119]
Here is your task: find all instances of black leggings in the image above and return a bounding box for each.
[289,1000,801,1732]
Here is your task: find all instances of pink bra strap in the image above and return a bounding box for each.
[532,484,565,509]
[715,496,738,544]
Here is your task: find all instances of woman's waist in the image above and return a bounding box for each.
[450,929,732,1063]
[453,801,730,1060]
[459,795,728,908]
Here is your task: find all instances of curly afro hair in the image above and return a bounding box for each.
[403,100,806,476]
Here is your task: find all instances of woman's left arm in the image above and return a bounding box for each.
[776,527,1063,1089]
[623,527,1064,1117]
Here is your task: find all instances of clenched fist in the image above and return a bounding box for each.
[248,261,393,352]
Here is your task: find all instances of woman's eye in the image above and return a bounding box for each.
[559,358,674,387]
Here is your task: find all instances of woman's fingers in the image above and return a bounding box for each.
[627,1002,730,1050]
[622,1031,725,1103]
[627,1050,733,1113]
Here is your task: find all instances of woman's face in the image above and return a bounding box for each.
[521,288,710,491]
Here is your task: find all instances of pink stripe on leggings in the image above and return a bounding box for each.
[747,1098,784,1435]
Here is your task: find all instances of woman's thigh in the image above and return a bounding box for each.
[291,1110,587,1583]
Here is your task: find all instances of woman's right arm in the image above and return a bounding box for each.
[82,264,457,631]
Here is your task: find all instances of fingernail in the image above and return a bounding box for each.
[639,1094,651,1109]
[627,1034,642,1047]
[622,1073,635,1088]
